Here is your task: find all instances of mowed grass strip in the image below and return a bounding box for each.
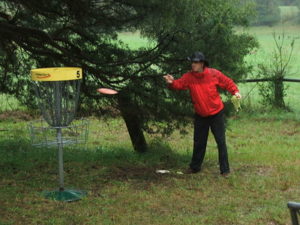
[0,113,299,225]
[1,24,300,225]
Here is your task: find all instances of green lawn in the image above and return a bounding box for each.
[118,31,155,50]
[236,25,300,113]
[242,25,300,76]
[0,94,25,112]
[1,25,300,225]
[1,113,300,225]
[1,25,300,114]
[119,26,300,114]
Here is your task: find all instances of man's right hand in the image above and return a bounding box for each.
[163,74,174,84]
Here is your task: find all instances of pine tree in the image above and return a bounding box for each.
[0,0,257,152]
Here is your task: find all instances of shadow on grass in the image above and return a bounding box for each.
[0,138,192,192]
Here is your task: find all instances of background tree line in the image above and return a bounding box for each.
[250,0,300,26]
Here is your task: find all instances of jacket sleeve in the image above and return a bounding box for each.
[168,74,189,90]
[214,69,239,95]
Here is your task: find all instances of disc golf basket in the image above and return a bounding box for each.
[30,67,87,202]
[288,202,300,225]
[28,119,89,148]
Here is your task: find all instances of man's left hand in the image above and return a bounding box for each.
[235,92,242,99]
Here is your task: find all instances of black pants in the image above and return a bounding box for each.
[189,109,230,174]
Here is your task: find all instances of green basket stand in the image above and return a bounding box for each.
[43,189,87,202]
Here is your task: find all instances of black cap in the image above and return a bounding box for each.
[187,51,209,67]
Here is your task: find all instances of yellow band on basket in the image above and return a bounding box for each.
[31,67,82,81]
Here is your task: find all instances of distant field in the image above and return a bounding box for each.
[0,94,25,112]
[1,25,300,113]
[118,32,155,50]
[240,25,300,76]
[237,25,300,113]
[118,25,300,113]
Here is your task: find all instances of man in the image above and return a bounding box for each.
[163,51,241,176]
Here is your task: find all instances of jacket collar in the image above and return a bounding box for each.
[190,67,210,78]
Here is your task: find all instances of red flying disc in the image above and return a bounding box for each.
[97,88,118,95]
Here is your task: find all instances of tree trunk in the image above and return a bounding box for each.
[274,78,285,108]
[117,94,147,153]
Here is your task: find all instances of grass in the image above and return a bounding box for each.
[0,94,26,113]
[118,31,155,50]
[119,25,300,115]
[1,25,300,113]
[240,24,300,75]
[1,112,300,225]
[1,24,300,225]
[235,24,300,114]
[108,25,300,114]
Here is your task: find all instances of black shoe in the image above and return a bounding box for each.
[185,168,200,174]
[221,172,230,178]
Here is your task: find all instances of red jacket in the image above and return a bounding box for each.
[169,67,239,117]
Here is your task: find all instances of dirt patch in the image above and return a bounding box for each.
[237,164,273,176]
[0,110,35,121]
[109,165,162,179]
[281,130,299,136]
[105,165,186,188]
[252,118,277,123]
[255,165,273,176]
[281,124,300,136]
